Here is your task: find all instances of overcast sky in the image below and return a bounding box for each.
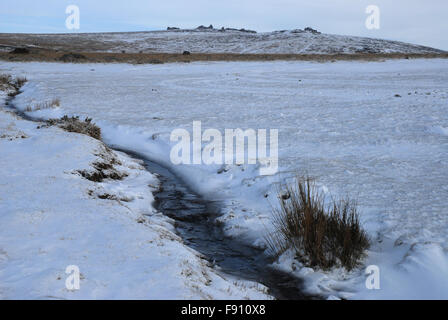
[1,0,447,50]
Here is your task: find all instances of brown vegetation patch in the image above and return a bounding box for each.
[1,48,447,65]
[76,145,128,183]
[45,115,101,140]
[0,74,27,95]
[25,98,60,112]
[266,176,370,271]
[97,193,118,200]
[58,53,87,63]
[77,162,128,182]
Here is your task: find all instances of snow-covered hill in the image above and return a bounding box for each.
[1,28,445,55]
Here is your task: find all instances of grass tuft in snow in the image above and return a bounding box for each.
[76,150,128,183]
[25,98,60,112]
[45,115,101,140]
[0,74,27,95]
[14,76,27,90]
[267,176,369,271]
[77,163,128,182]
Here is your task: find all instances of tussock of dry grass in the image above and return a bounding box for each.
[77,166,127,182]
[25,98,60,112]
[0,74,12,93]
[77,157,128,183]
[14,76,27,89]
[0,74,27,94]
[0,74,12,85]
[266,176,369,271]
[45,115,101,140]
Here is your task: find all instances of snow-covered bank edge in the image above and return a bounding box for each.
[0,87,272,299]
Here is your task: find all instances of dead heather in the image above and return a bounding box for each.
[266,176,370,271]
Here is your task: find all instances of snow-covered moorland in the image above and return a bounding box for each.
[1,58,448,299]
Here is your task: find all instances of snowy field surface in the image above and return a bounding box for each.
[1,29,445,54]
[0,105,270,299]
[1,58,447,299]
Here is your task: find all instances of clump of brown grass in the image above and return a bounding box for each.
[0,74,27,94]
[45,115,101,140]
[25,98,60,112]
[14,76,27,89]
[266,176,369,271]
[0,74,12,86]
[77,159,128,182]
[77,166,128,182]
